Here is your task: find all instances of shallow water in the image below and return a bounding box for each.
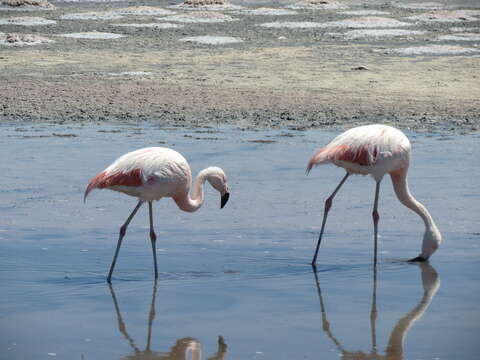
[0,123,479,359]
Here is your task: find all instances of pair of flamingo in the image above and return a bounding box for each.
[85,124,442,282]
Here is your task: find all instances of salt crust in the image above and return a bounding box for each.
[325,17,412,28]
[259,21,324,28]
[286,0,348,10]
[60,11,124,20]
[59,31,125,39]
[179,35,242,44]
[395,2,446,10]
[180,0,227,5]
[108,71,153,76]
[339,10,389,16]
[0,16,55,25]
[111,22,183,29]
[407,10,479,22]
[436,33,480,41]
[385,45,478,55]
[231,7,298,16]
[449,27,476,32]
[61,7,177,21]
[157,11,236,23]
[171,0,242,11]
[113,6,176,16]
[345,29,425,39]
[260,17,412,29]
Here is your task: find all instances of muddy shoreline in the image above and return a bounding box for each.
[1,0,479,133]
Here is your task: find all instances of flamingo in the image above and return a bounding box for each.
[84,147,230,283]
[306,124,441,266]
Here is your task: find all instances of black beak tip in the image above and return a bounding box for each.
[408,256,427,263]
[220,192,230,209]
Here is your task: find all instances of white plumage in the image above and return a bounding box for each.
[307,124,441,265]
[85,146,230,282]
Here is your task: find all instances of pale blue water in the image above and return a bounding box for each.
[0,123,479,359]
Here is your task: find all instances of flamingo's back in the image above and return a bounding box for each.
[307,124,411,180]
[84,147,192,201]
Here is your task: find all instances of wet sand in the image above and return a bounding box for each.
[0,123,479,359]
[0,0,480,132]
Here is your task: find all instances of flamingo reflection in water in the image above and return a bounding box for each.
[313,263,440,360]
[108,282,227,360]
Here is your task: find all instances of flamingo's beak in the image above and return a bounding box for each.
[408,256,427,262]
[221,192,230,209]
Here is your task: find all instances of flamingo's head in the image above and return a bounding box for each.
[205,167,230,209]
[410,224,442,262]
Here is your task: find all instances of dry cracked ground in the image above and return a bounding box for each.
[1,0,480,132]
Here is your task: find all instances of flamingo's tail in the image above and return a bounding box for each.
[306,147,332,174]
[307,144,381,175]
[83,169,143,202]
[84,172,107,203]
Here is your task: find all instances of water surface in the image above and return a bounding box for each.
[0,123,479,359]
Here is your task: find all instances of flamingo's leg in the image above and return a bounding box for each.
[107,200,143,283]
[148,201,159,280]
[108,284,141,352]
[372,181,381,266]
[146,279,158,351]
[370,265,378,353]
[312,172,350,267]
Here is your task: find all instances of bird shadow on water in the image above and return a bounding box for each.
[312,262,440,360]
[101,281,227,360]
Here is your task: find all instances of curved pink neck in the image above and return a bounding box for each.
[174,170,208,213]
[390,168,435,229]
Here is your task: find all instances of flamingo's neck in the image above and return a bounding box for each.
[390,168,435,229]
[175,169,209,213]
[390,168,441,258]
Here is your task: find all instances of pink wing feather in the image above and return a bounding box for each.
[84,168,143,202]
[307,144,378,173]
[306,125,410,174]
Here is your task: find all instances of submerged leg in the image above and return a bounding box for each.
[370,264,378,353]
[312,268,346,353]
[148,201,159,280]
[107,200,143,283]
[312,172,350,267]
[146,280,158,351]
[372,181,381,266]
[108,284,141,353]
